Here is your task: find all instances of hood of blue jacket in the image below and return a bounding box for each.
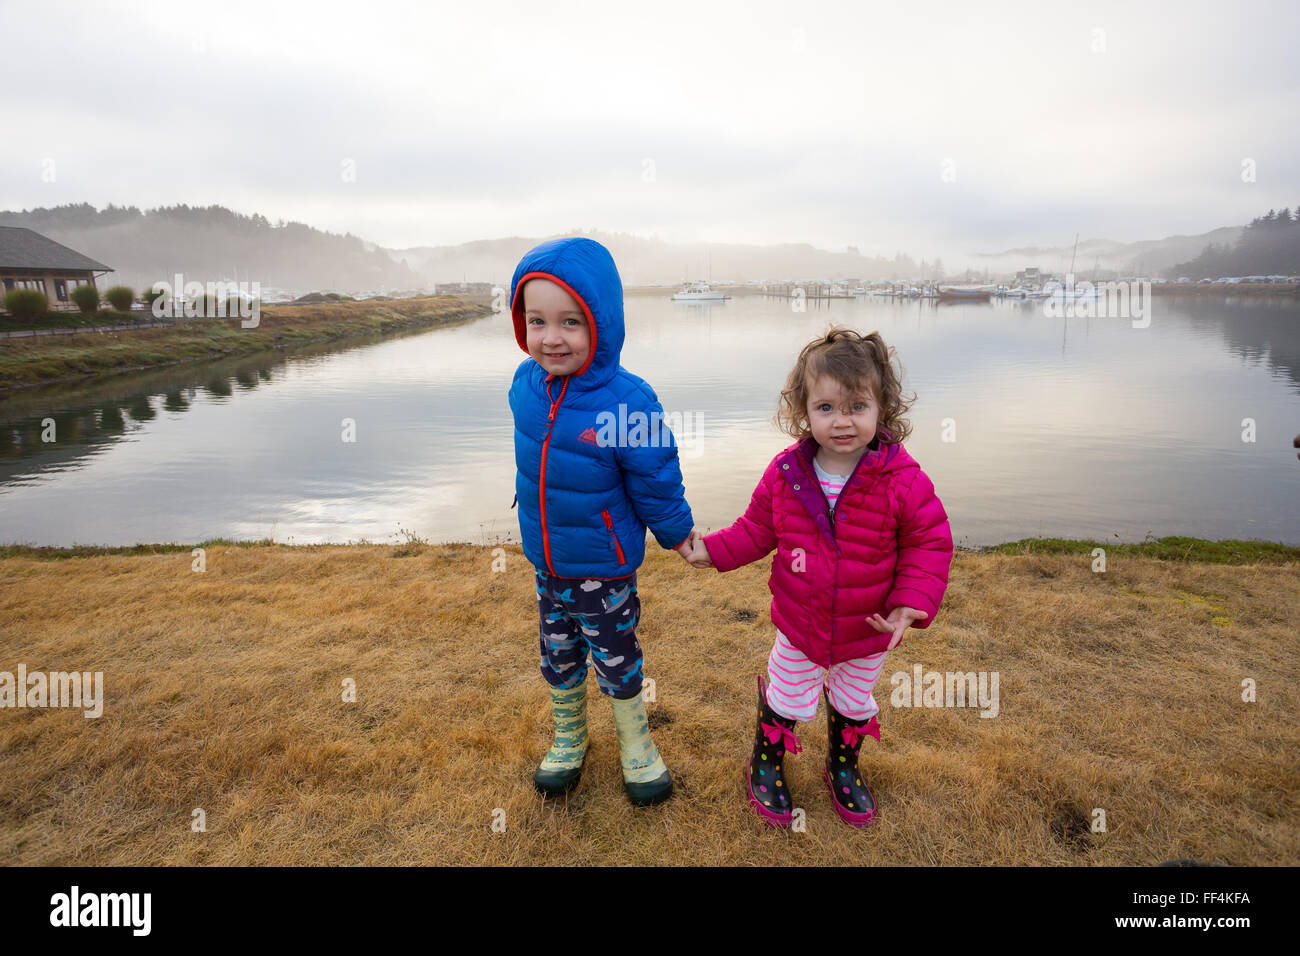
[509,237,624,390]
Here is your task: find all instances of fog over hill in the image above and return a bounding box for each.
[0,204,424,294]
[391,223,1250,287]
[0,203,1258,293]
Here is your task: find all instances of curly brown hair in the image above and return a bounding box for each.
[773,326,915,444]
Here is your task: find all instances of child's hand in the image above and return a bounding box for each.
[685,529,713,569]
[867,606,928,650]
[674,530,699,564]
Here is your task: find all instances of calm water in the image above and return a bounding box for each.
[2,293,1298,549]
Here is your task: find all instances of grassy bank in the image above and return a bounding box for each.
[1,538,1296,865]
[0,296,492,396]
[0,309,157,334]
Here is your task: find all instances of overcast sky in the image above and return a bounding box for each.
[3,0,1296,265]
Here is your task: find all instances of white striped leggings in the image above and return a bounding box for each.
[766,629,888,722]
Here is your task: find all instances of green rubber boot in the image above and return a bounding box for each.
[609,689,673,806]
[534,682,589,796]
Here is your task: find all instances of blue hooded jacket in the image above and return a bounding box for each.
[508,237,694,578]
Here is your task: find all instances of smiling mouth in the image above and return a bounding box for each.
[832,435,855,441]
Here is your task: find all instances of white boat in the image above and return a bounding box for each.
[1040,280,1101,298]
[672,281,727,301]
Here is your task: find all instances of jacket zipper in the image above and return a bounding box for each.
[538,375,570,574]
[813,447,873,669]
[601,509,626,564]
[828,501,838,668]
[797,452,839,667]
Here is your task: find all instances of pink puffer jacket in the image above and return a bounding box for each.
[702,432,953,666]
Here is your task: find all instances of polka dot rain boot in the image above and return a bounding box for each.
[747,675,802,827]
[822,687,880,827]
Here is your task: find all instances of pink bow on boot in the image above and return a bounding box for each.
[760,720,803,755]
[840,715,881,749]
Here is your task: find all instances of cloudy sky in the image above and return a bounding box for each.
[3,0,1296,265]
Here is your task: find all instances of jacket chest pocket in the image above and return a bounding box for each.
[600,509,626,564]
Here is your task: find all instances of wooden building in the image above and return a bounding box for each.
[0,226,113,311]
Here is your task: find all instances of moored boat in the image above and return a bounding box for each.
[672,281,727,301]
[936,286,992,301]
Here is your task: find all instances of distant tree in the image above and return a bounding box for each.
[1170,205,1300,277]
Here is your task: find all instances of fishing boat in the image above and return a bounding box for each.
[936,286,993,301]
[672,281,727,302]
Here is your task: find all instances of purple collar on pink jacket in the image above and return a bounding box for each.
[777,430,900,551]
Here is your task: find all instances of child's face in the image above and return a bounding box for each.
[806,374,879,456]
[524,278,591,377]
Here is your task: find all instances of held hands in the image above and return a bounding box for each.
[674,529,713,569]
[867,606,928,650]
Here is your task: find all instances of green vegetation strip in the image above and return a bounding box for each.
[0,296,491,393]
[0,310,153,333]
[3,536,1297,564]
[984,535,1299,565]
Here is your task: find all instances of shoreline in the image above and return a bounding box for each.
[0,296,492,397]
[2,535,1296,564]
[623,284,1300,297]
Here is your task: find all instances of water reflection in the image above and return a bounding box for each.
[1,293,1297,548]
[2,335,388,480]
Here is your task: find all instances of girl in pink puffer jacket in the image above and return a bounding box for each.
[687,327,953,828]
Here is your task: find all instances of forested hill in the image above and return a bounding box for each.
[1169,207,1300,278]
[0,203,424,293]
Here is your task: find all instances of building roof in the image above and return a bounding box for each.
[0,226,112,272]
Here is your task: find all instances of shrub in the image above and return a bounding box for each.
[4,288,50,320]
[142,286,166,311]
[71,283,100,313]
[105,285,135,311]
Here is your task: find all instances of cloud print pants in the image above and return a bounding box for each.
[535,569,644,699]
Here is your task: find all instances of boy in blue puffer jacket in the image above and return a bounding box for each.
[508,236,697,806]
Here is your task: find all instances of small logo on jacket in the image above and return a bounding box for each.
[578,427,600,446]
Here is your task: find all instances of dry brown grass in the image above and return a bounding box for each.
[1,544,1296,865]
